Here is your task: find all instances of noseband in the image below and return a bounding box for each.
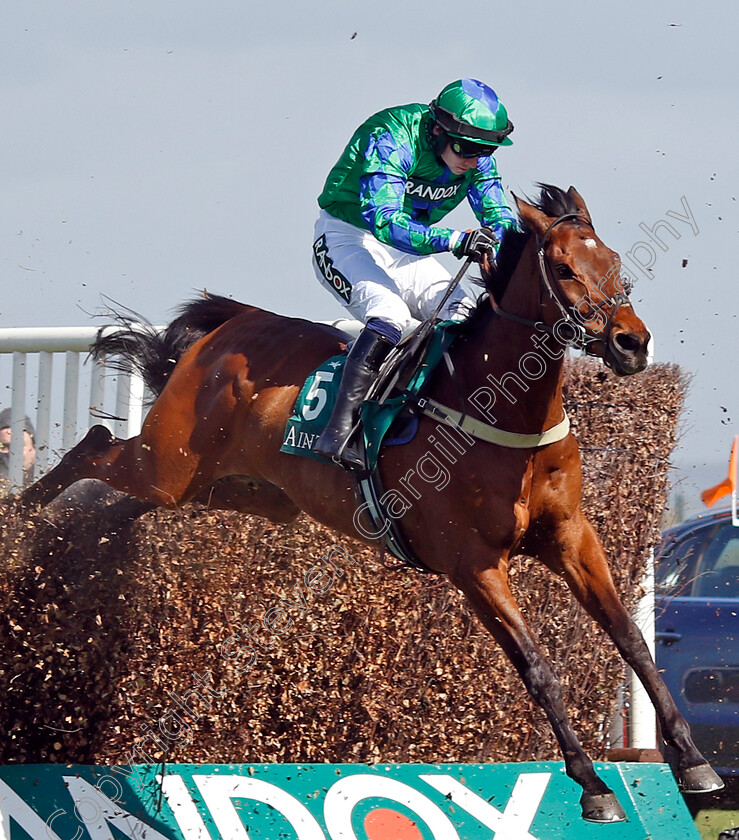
[490,212,632,357]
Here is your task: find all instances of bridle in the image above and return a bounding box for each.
[489,212,633,358]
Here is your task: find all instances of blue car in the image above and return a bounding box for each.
[655,509,739,781]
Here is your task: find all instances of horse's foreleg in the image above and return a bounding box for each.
[453,561,627,823]
[538,517,723,794]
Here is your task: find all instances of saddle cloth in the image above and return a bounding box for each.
[280,320,462,468]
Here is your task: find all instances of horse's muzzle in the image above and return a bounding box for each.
[606,328,651,376]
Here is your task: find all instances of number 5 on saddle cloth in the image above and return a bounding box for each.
[280,320,462,470]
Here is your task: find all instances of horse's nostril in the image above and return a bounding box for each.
[614,332,642,354]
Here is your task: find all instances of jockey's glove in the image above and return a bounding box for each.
[454,226,498,262]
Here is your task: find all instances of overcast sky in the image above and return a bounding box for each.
[1,0,737,501]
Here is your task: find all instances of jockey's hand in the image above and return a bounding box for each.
[454,226,498,263]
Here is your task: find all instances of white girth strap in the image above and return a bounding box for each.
[417,397,571,449]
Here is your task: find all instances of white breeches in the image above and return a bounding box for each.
[312,210,475,334]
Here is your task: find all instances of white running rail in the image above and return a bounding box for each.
[0,319,363,491]
[0,327,150,490]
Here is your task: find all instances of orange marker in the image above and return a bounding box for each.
[701,436,738,525]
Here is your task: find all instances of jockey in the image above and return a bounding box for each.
[312,78,517,468]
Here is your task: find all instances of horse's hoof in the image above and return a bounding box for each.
[580,792,627,823]
[84,424,115,453]
[680,764,725,793]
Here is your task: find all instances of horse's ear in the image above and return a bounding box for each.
[567,186,592,224]
[513,192,554,237]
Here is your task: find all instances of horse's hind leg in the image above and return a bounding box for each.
[192,476,300,523]
[21,424,190,510]
[21,425,118,508]
[453,558,627,823]
[23,425,302,525]
[534,516,723,794]
[43,478,155,530]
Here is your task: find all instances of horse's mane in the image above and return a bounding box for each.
[461,183,579,327]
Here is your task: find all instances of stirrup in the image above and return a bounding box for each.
[333,432,366,470]
[315,422,366,470]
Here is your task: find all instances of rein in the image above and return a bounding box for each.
[489,212,632,356]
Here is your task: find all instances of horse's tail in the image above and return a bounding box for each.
[91,292,250,396]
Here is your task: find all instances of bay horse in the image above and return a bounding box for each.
[20,185,722,821]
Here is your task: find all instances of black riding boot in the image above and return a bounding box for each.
[313,327,394,468]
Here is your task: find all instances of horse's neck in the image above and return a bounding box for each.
[450,238,566,433]
[499,235,547,322]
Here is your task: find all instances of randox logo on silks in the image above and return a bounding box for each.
[0,761,700,840]
[405,178,461,203]
[313,235,352,303]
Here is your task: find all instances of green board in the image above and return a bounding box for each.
[0,761,699,839]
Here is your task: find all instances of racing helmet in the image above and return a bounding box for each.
[429,79,514,154]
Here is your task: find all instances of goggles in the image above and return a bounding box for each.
[447,136,496,159]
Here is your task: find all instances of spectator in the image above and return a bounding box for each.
[0,408,36,488]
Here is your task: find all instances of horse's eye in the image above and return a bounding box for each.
[556,264,574,279]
